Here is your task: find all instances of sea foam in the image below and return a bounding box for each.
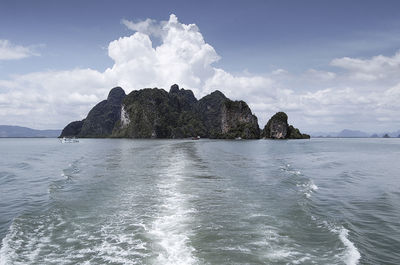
[339,227,361,265]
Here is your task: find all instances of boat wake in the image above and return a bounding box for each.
[148,148,198,265]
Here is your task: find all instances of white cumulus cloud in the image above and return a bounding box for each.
[106,14,223,96]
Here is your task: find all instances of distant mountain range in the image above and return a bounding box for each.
[0,125,61,138]
[310,129,400,138]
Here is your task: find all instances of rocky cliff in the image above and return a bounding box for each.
[261,112,310,139]
[60,87,126,137]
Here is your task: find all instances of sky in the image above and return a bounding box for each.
[1,0,400,133]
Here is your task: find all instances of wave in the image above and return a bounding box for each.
[338,227,361,265]
[286,162,360,265]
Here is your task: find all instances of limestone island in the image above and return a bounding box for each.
[60,84,310,140]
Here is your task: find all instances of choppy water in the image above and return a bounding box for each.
[0,138,399,264]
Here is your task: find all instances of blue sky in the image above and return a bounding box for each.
[1,0,400,132]
[2,0,400,76]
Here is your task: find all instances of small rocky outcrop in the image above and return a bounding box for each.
[262,112,309,139]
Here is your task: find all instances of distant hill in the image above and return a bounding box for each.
[385,130,400,138]
[337,129,370,138]
[310,129,400,138]
[0,125,61,138]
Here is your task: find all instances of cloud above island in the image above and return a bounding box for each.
[106,14,222,95]
[0,14,400,132]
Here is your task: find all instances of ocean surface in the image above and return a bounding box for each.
[0,138,399,265]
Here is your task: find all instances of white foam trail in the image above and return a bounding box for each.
[0,224,15,265]
[149,152,197,265]
[339,228,361,265]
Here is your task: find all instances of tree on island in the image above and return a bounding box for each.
[383,133,390,138]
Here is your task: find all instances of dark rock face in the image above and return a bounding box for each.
[59,87,126,138]
[59,120,84,137]
[196,90,227,137]
[169,84,197,111]
[262,112,309,139]
[222,100,260,139]
[219,100,260,139]
[185,89,259,139]
[79,87,126,137]
[107,86,126,105]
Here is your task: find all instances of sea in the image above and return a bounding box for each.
[0,138,399,265]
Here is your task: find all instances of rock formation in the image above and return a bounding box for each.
[261,112,310,139]
[60,85,308,140]
[61,84,260,139]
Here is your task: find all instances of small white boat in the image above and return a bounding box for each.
[60,137,79,143]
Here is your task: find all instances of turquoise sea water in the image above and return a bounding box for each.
[0,138,399,264]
